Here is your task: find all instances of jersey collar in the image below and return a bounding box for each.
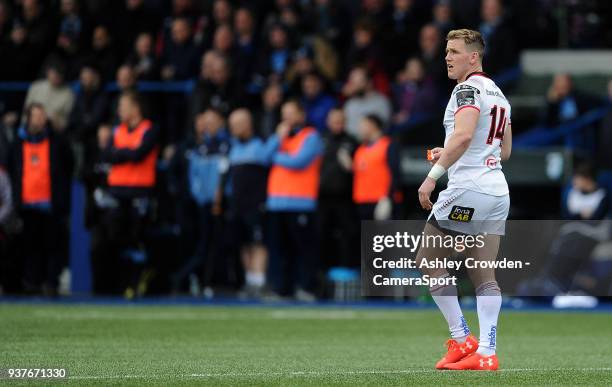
[465,71,491,81]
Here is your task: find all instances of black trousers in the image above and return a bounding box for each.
[267,211,318,295]
[20,209,66,291]
[171,202,218,290]
[317,197,358,268]
[92,197,150,294]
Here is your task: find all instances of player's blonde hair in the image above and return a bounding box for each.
[446,29,485,60]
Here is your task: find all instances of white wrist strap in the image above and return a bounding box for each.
[427,164,446,180]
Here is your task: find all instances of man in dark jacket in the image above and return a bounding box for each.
[8,103,73,295]
[318,108,359,268]
[168,108,231,295]
[69,65,109,176]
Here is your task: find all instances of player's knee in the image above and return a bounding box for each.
[475,280,501,296]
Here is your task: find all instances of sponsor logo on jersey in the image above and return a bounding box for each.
[448,205,474,222]
[485,156,498,168]
[455,85,477,107]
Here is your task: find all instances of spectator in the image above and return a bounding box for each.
[1,20,39,80]
[544,73,601,151]
[69,65,109,140]
[0,113,13,165]
[383,0,421,75]
[432,0,454,36]
[418,23,447,88]
[0,164,18,296]
[286,40,339,94]
[305,0,352,54]
[8,103,73,295]
[212,23,235,58]
[598,80,612,170]
[116,0,161,57]
[169,108,231,294]
[266,100,323,300]
[84,123,114,294]
[98,91,159,297]
[210,0,234,33]
[161,18,201,144]
[392,57,438,125]
[521,162,611,297]
[342,66,391,139]
[22,61,75,133]
[82,25,118,82]
[352,114,402,220]
[161,17,200,81]
[228,108,272,297]
[562,162,609,220]
[0,165,13,294]
[189,51,243,125]
[0,0,11,40]
[301,70,337,132]
[258,82,283,138]
[255,23,293,85]
[68,65,109,172]
[346,18,389,95]
[0,165,11,225]
[18,0,54,58]
[126,32,160,81]
[233,7,259,85]
[358,0,391,25]
[54,0,83,77]
[108,65,138,125]
[318,108,359,268]
[479,0,518,76]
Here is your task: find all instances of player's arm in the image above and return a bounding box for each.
[501,122,512,161]
[418,108,478,210]
[435,108,479,169]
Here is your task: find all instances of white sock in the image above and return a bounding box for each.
[246,272,265,288]
[475,281,502,356]
[430,275,470,340]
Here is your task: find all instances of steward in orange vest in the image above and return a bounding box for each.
[265,100,322,297]
[267,106,323,212]
[101,91,159,198]
[97,91,159,297]
[352,114,402,220]
[8,103,73,294]
[8,104,73,216]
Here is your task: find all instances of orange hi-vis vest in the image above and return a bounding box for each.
[22,138,51,204]
[353,136,392,204]
[267,127,322,200]
[107,119,158,188]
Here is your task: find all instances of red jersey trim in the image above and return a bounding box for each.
[465,71,491,80]
[455,105,480,115]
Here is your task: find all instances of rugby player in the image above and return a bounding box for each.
[416,29,512,371]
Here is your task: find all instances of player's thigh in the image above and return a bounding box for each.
[415,222,454,277]
[464,233,500,287]
[433,190,509,235]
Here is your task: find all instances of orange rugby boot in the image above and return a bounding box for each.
[435,335,478,369]
[444,352,499,371]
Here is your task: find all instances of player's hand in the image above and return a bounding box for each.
[428,147,444,165]
[418,177,436,211]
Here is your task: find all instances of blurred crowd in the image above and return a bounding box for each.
[0,0,611,299]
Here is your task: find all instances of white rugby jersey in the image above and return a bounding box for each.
[442,72,510,196]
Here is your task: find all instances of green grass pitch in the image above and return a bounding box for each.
[1,304,611,385]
